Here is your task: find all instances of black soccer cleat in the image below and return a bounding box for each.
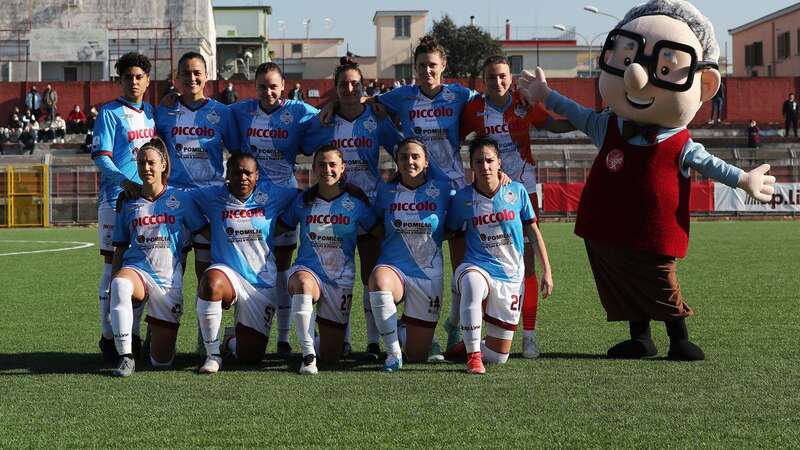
[276,341,292,359]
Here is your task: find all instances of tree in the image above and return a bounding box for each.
[431,15,502,79]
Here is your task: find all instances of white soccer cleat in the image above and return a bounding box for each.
[198,354,222,374]
[299,354,318,375]
[522,332,541,359]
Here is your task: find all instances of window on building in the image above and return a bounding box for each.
[394,64,412,81]
[745,41,763,67]
[291,43,303,54]
[507,55,523,74]
[777,32,790,59]
[395,16,411,38]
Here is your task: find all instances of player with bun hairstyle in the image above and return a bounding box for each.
[109,138,207,377]
[230,61,320,358]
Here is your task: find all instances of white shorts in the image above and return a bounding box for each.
[125,266,184,328]
[288,265,353,328]
[207,264,277,337]
[375,264,442,327]
[452,263,523,332]
[98,202,116,256]
[274,228,298,248]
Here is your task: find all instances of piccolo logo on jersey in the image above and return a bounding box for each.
[222,208,265,219]
[131,213,176,228]
[484,121,528,135]
[408,107,454,120]
[306,214,350,225]
[248,127,289,139]
[171,126,215,137]
[390,201,437,212]
[472,209,515,227]
[127,128,156,142]
[331,136,373,148]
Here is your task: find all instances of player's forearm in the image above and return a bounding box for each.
[93,155,127,186]
[526,222,551,274]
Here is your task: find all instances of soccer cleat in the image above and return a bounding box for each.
[299,354,318,375]
[427,341,445,363]
[382,353,403,372]
[198,354,222,374]
[277,341,293,359]
[362,342,381,361]
[522,332,541,359]
[466,351,486,375]
[112,355,135,378]
[444,319,462,351]
[98,336,119,362]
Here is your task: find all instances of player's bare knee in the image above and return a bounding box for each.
[368,267,395,292]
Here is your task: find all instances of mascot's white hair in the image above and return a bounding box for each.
[617,0,720,64]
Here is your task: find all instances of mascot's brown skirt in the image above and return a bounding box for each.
[584,240,694,322]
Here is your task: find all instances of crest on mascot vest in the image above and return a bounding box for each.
[606,149,624,173]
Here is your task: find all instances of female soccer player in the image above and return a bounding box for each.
[445,137,553,374]
[191,153,298,374]
[281,145,379,375]
[230,62,319,357]
[368,138,453,371]
[109,138,206,377]
[459,55,574,358]
[92,52,157,361]
[303,62,403,359]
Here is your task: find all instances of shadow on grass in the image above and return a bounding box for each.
[533,352,609,360]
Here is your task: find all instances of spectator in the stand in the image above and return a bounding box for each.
[86,106,98,132]
[288,82,304,101]
[50,113,67,143]
[379,82,389,94]
[219,82,239,105]
[67,104,87,134]
[747,119,760,148]
[709,82,724,124]
[43,84,58,122]
[25,86,41,120]
[366,80,377,96]
[8,106,20,126]
[21,109,33,128]
[20,123,36,154]
[9,113,22,130]
[783,93,798,138]
[339,51,356,66]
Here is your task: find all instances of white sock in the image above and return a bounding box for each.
[369,291,401,356]
[110,277,134,355]
[459,271,487,354]
[132,301,145,337]
[481,340,509,364]
[197,298,222,355]
[99,263,113,339]
[275,271,291,342]
[344,321,352,345]
[363,286,380,345]
[523,329,535,339]
[292,294,315,357]
[448,286,461,328]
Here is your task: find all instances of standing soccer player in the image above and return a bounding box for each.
[230,62,318,358]
[92,52,157,361]
[192,153,298,374]
[459,56,573,358]
[445,138,553,374]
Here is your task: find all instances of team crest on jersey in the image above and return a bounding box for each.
[206,110,220,125]
[425,184,440,199]
[606,149,624,173]
[254,190,269,204]
[363,116,377,132]
[342,196,355,211]
[166,195,180,210]
[514,104,527,118]
[504,189,517,205]
[442,88,455,102]
[280,110,294,125]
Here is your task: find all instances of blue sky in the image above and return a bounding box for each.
[267,0,795,63]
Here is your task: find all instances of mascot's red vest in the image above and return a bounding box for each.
[575,114,691,258]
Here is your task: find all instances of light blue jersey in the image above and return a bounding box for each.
[281,189,377,287]
[378,84,478,184]
[230,99,318,188]
[192,182,298,289]
[155,98,240,189]
[446,182,534,283]
[374,177,452,281]
[91,98,156,205]
[303,105,403,201]
[112,187,206,289]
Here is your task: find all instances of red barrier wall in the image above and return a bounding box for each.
[1,77,797,127]
[542,181,716,213]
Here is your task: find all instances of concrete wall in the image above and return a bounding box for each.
[732,9,800,77]
[375,14,426,79]
[214,9,267,38]
[270,39,341,59]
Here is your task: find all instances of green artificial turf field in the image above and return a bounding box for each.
[0,222,798,448]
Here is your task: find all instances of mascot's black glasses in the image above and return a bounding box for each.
[598,28,719,92]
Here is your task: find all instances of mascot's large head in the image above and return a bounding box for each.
[597,0,721,128]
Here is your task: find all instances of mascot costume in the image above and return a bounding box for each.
[519,0,775,360]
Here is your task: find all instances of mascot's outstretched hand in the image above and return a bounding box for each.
[737,164,776,202]
[518,67,552,105]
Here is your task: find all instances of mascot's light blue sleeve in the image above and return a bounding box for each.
[545,90,610,148]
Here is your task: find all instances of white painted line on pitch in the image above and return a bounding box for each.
[0,239,94,256]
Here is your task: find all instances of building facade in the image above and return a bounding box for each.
[729,3,800,77]
[213,0,271,80]
[373,10,427,81]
